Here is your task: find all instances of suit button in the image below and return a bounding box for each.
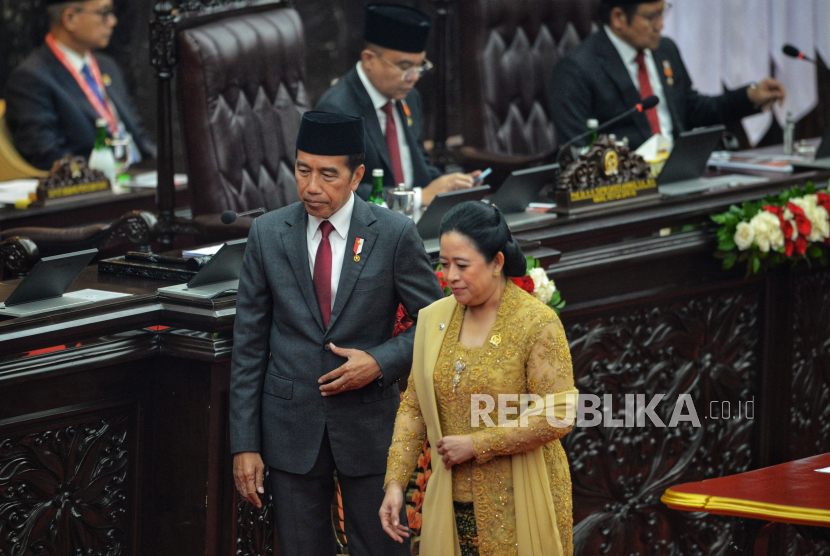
[324,344,330,351]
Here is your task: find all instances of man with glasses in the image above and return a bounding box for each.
[5,0,155,170]
[317,4,481,207]
[548,0,786,151]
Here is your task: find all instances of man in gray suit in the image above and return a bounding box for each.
[230,111,444,556]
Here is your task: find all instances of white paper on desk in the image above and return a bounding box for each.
[635,134,673,162]
[65,289,131,301]
[815,466,830,474]
[182,244,224,258]
[127,172,189,188]
[0,179,38,205]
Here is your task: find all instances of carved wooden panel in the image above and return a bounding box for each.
[789,269,830,460]
[562,290,760,556]
[0,405,136,556]
[234,468,275,556]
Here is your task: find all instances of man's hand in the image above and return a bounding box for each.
[233,452,265,508]
[435,434,476,470]
[421,170,483,206]
[379,482,410,543]
[748,78,786,111]
[319,343,382,396]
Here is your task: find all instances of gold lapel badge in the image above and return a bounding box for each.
[102,73,112,87]
[489,334,501,347]
[353,237,364,263]
[402,102,414,127]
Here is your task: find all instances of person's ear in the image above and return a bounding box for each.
[610,7,628,29]
[350,165,365,191]
[360,49,375,69]
[492,252,505,276]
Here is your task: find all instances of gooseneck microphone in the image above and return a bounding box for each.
[782,44,816,63]
[556,95,660,169]
[221,207,266,224]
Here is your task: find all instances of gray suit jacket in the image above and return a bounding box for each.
[230,196,444,476]
[315,67,442,201]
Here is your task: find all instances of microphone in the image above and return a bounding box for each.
[556,95,660,169]
[782,44,816,63]
[221,207,266,224]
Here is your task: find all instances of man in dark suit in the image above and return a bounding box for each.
[316,4,480,207]
[230,111,444,556]
[5,0,155,170]
[548,0,786,150]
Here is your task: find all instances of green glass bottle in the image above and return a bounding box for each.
[585,119,599,149]
[88,118,116,186]
[369,168,385,205]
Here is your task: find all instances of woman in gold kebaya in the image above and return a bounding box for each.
[379,202,579,556]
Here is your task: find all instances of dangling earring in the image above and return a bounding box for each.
[493,270,500,277]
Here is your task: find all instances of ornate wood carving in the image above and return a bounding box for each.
[554,135,655,215]
[788,269,830,460]
[96,210,158,247]
[563,291,760,556]
[0,412,132,556]
[235,467,274,556]
[36,156,110,202]
[0,236,39,279]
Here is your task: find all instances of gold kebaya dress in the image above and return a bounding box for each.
[385,281,578,556]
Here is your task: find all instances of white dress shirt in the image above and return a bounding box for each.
[604,26,674,142]
[356,61,424,210]
[307,192,355,310]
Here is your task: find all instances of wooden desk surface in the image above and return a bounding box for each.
[662,453,830,527]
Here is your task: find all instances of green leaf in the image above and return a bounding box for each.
[805,182,816,194]
[723,254,737,270]
[808,245,823,259]
[435,263,442,271]
[719,238,736,252]
[752,256,761,274]
[724,213,740,227]
[711,213,729,224]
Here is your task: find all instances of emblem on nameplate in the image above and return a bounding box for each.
[604,150,619,176]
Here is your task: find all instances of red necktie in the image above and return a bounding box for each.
[313,221,335,327]
[635,51,662,136]
[381,101,405,186]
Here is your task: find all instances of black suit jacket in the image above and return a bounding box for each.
[5,45,156,170]
[229,196,444,476]
[548,30,758,150]
[315,67,441,200]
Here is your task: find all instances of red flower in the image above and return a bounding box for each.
[781,219,795,240]
[392,304,413,338]
[786,202,812,238]
[784,239,794,257]
[763,205,782,218]
[795,236,808,256]
[435,271,449,291]
[817,192,830,212]
[510,275,535,294]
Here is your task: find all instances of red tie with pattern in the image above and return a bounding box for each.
[635,51,662,136]
[381,101,405,186]
[313,221,334,327]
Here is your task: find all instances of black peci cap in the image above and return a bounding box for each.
[364,3,432,54]
[296,111,365,156]
[601,0,649,5]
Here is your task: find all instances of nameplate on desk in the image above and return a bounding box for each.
[569,178,657,205]
[42,180,109,200]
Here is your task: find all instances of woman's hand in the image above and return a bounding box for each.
[379,482,410,543]
[435,435,476,470]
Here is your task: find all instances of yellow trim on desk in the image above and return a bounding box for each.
[662,489,830,526]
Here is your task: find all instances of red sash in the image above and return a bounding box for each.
[46,33,118,136]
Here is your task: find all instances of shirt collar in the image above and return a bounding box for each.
[53,38,94,73]
[307,191,355,241]
[604,25,645,65]
[356,61,393,111]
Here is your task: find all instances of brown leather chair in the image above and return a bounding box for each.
[455,0,601,181]
[177,4,310,241]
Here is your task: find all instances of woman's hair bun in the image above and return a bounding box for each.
[438,201,526,277]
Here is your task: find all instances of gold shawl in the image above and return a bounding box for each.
[411,295,578,556]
